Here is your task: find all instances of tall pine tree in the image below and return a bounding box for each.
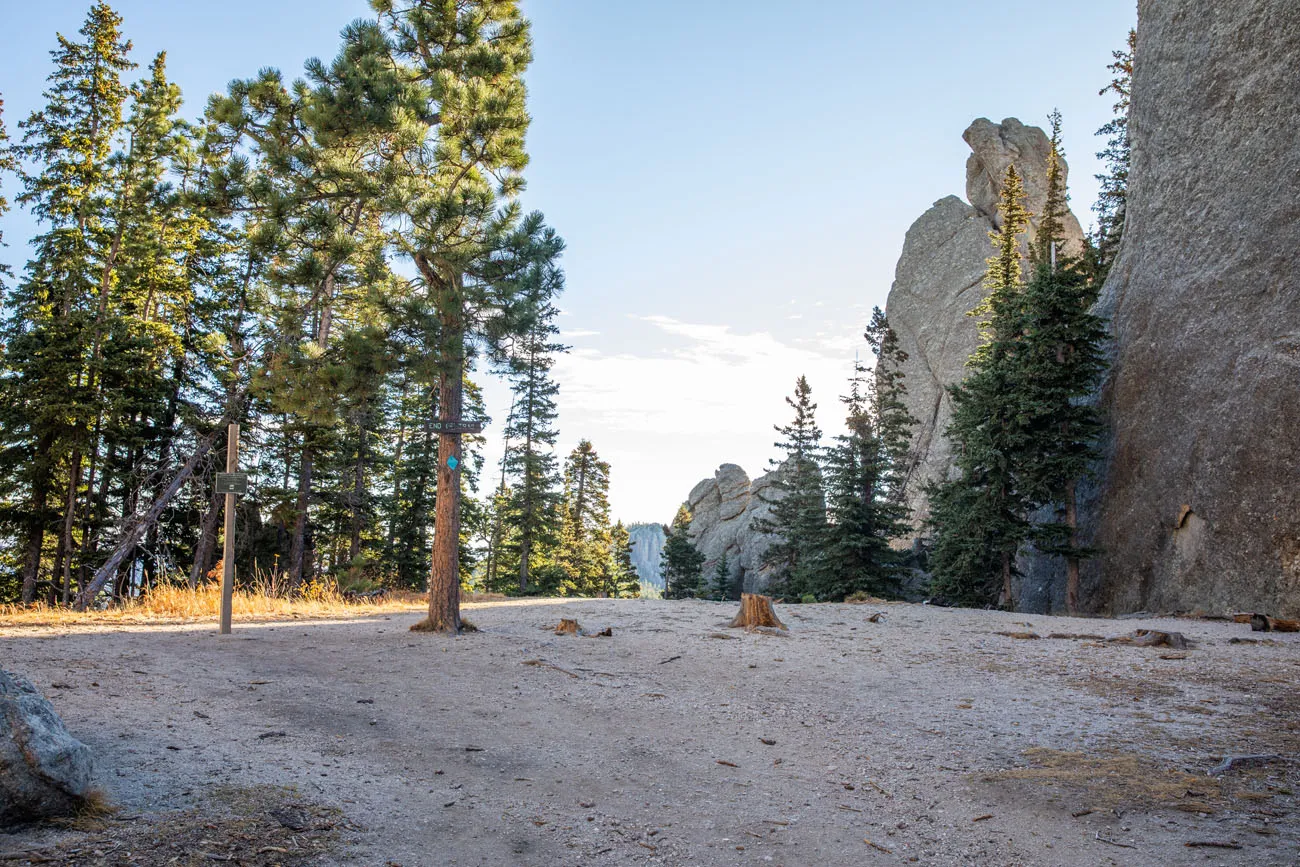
[1093,29,1135,277]
[754,376,826,600]
[927,166,1032,607]
[662,504,705,600]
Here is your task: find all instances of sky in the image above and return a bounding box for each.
[0,0,1136,524]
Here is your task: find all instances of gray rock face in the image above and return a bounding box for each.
[1,668,94,828]
[887,117,1087,534]
[627,522,666,589]
[1090,0,1300,615]
[684,464,783,593]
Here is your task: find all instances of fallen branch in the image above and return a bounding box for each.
[1185,841,1242,850]
[521,659,580,679]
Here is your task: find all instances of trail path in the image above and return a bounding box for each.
[3,599,1298,865]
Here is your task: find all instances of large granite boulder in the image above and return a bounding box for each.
[1090,0,1300,615]
[684,464,783,594]
[1,668,95,827]
[887,117,1087,534]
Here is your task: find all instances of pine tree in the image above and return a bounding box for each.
[662,505,705,599]
[501,257,566,593]
[556,439,612,595]
[1093,29,1135,276]
[3,3,135,604]
[710,552,731,601]
[610,521,641,598]
[1014,114,1108,613]
[754,376,826,600]
[927,165,1032,607]
[818,309,917,600]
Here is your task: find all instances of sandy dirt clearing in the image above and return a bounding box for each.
[2,598,1298,865]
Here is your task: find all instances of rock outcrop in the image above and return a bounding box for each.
[1091,0,1300,615]
[627,522,666,589]
[684,464,782,593]
[1,668,95,828]
[887,117,1087,534]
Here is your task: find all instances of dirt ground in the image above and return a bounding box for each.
[2,598,1299,866]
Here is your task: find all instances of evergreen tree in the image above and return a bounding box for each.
[927,165,1032,607]
[609,520,641,599]
[662,505,705,599]
[1093,29,1135,276]
[818,309,916,600]
[710,552,731,601]
[754,376,826,600]
[500,257,566,593]
[556,439,612,595]
[3,3,135,604]
[1014,114,1108,613]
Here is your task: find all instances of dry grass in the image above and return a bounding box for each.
[0,583,424,628]
[983,748,1224,812]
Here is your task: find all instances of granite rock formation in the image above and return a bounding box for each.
[1,668,95,828]
[1091,0,1300,615]
[627,522,666,589]
[886,117,1086,534]
[684,464,783,594]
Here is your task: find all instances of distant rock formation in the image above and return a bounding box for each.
[627,522,666,589]
[886,117,1087,535]
[1089,0,1300,616]
[684,464,783,593]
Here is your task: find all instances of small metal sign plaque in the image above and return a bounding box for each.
[215,472,249,495]
[431,420,484,434]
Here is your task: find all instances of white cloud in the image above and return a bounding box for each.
[546,316,867,520]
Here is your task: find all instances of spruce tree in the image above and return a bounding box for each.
[754,376,826,600]
[710,552,732,601]
[662,505,705,599]
[1093,29,1135,276]
[1015,114,1108,613]
[927,166,1032,607]
[610,521,641,599]
[556,439,612,595]
[818,309,917,600]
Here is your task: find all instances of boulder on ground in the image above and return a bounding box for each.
[0,668,95,828]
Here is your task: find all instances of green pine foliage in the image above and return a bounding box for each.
[552,439,613,596]
[610,521,641,599]
[1093,29,1135,277]
[710,552,731,601]
[927,165,1033,608]
[754,376,826,600]
[817,309,917,600]
[663,505,705,600]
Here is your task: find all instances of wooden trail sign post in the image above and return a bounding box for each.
[219,424,242,635]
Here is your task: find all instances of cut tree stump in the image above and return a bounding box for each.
[729,594,787,630]
[556,619,580,635]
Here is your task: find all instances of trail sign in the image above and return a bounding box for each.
[215,472,249,495]
[431,420,484,434]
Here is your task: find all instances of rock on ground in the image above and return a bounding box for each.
[0,667,94,828]
[886,117,1086,534]
[1091,0,1300,615]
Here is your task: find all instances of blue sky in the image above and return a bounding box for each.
[1,0,1136,522]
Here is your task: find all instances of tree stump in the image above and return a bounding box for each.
[729,594,786,630]
[555,619,580,635]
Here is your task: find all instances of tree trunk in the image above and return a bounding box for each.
[19,438,53,604]
[189,481,223,588]
[1000,551,1013,610]
[288,445,314,589]
[59,451,83,605]
[1064,478,1080,614]
[415,356,464,633]
[729,594,787,630]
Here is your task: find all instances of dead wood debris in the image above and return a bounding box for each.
[993,631,1040,640]
[1208,754,1291,776]
[1185,840,1243,849]
[521,658,581,678]
[1245,613,1300,632]
[554,619,612,637]
[1107,629,1190,650]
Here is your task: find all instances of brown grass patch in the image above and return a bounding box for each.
[1,785,345,866]
[983,748,1223,812]
[0,584,423,628]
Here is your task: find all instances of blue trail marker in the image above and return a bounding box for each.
[447,456,460,470]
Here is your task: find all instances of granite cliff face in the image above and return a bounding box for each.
[887,118,1086,533]
[1091,0,1300,615]
[684,464,782,594]
[627,522,666,589]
